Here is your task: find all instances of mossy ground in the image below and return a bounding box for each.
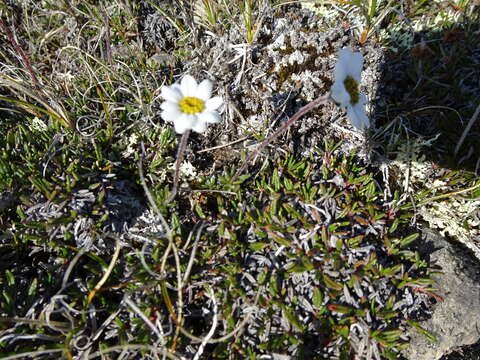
[0,0,479,359]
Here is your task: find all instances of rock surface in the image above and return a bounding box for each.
[404,228,480,360]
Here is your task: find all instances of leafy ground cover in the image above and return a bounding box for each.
[0,0,479,359]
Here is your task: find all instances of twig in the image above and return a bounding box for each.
[193,286,218,360]
[124,295,166,344]
[182,221,206,284]
[197,135,250,153]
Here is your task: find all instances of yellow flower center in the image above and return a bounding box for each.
[179,96,205,114]
[343,76,359,105]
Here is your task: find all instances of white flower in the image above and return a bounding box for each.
[160,75,223,134]
[331,48,370,130]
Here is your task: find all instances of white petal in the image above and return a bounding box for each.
[161,107,182,123]
[174,114,196,134]
[336,47,363,81]
[181,75,198,97]
[347,52,363,81]
[160,85,182,103]
[358,93,368,105]
[198,111,221,124]
[205,96,223,111]
[331,81,350,108]
[191,119,207,133]
[160,101,179,112]
[347,102,370,130]
[334,65,347,83]
[197,79,213,101]
[334,48,351,81]
[338,47,353,59]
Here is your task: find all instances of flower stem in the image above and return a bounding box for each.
[233,93,331,181]
[166,129,191,204]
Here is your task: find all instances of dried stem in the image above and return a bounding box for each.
[454,102,480,157]
[233,93,331,181]
[138,143,184,349]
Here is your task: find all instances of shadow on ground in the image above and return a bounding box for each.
[372,19,480,173]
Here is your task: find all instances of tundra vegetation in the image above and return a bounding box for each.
[0,0,479,359]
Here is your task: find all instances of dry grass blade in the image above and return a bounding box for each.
[1,349,64,360]
[87,236,122,304]
[86,344,182,360]
[454,102,480,157]
[0,73,71,129]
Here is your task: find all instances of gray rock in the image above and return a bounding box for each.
[403,228,480,360]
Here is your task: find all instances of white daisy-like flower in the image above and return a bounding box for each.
[160,75,223,134]
[331,47,370,130]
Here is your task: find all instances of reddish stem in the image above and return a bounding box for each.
[233,93,332,181]
[0,18,43,94]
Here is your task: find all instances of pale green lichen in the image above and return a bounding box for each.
[29,116,48,132]
[300,2,338,22]
[391,135,480,258]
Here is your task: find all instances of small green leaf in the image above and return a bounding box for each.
[194,204,206,219]
[327,304,353,314]
[2,291,13,307]
[281,304,304,331]
[269,232,291,247]
[389,218,400,233]
[334,325,349,338]
[313,287,323,308]
[28,278,38,296]
[407,320,437,342]
[400,233,419,248]
[323,274,343,291]
[5,270,15,286]
[287,257,314,273]
[249,242,269,251]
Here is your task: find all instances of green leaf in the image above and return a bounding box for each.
[399,233,419,248]
[287,257,314,273]
[280,304,304,331]
[323,274,343,291]
[5,270,15,286]
[272,168,280,192]
[327,304,353,314]
[194,203,206,219]
[389,218,400,233]
[407,320,437,342]
[335,325,349,338]
[28,278,38,296]
[379,264,403,277]
[257,270,268,285]
[313,287,323,308]
[270,232,291,247]
[249,242,269,251]
[2,290,13,307]
[284,177,294,191]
